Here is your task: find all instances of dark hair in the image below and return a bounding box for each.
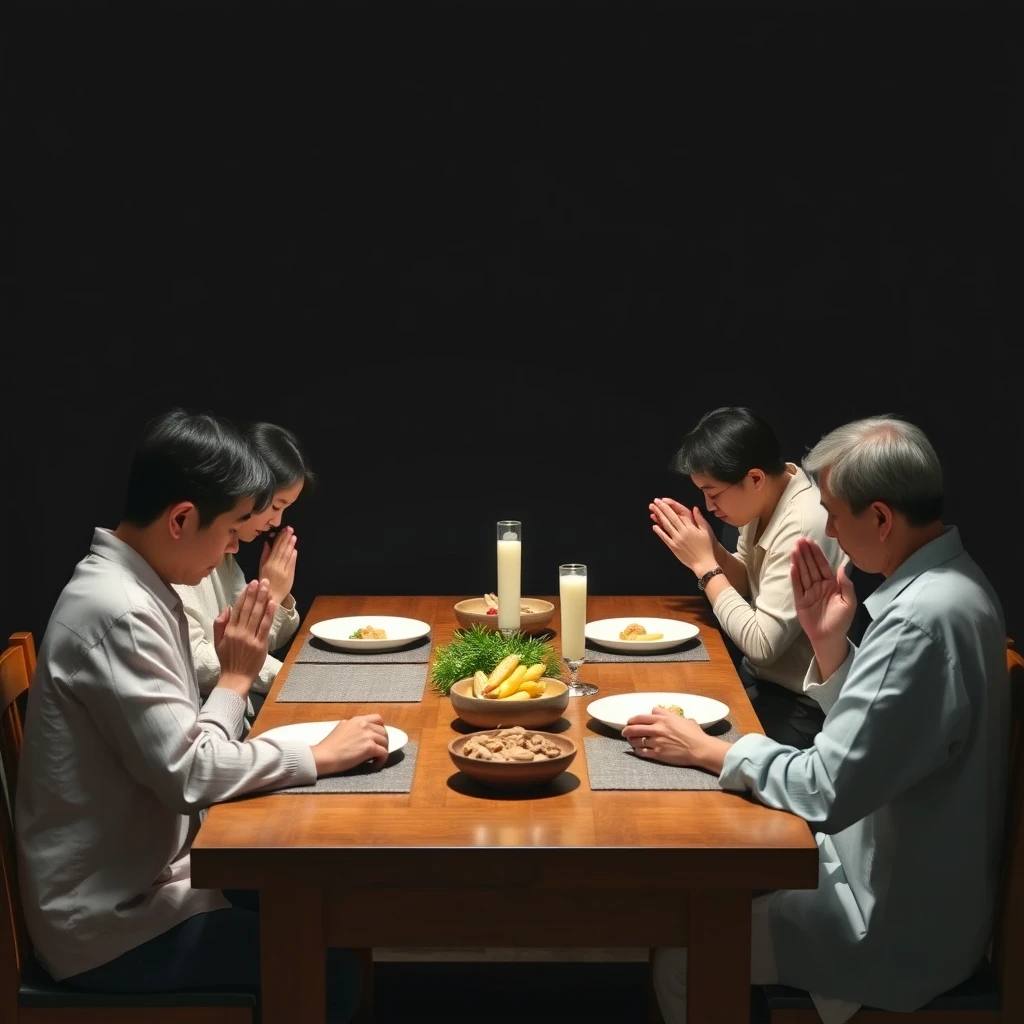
[243,422,316,493]
[121,409,275,528]
[671,407,786,484]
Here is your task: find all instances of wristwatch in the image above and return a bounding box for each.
[697,566,724,592]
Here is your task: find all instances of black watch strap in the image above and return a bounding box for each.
[697,566,724,592]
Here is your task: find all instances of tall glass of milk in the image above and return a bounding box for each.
[496,521,522,638]
[559,563,597,696]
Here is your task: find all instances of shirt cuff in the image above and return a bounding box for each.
[801,641,856,714]
[719,733,781,791]
[252,738,317,786]
[199,687,248,740]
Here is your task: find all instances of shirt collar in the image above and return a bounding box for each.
[754,464,812,552]
[863,525,964,619]
[90,527,183,614]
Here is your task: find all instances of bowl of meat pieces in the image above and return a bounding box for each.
[447,726,577,789]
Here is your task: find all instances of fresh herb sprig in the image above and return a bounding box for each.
[430,625,563,695]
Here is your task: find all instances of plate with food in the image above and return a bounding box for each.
[453,594,555,634]
[308,615,431,652]
[584,617,700,653]
[585,692,729,731]
[254,720,409,754]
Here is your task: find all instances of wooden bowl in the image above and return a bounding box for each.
[453,598,555,635]
[449,677,569,729]
[447,729,577,789]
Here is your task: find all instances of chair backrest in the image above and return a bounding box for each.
[992,645,1024,1015]
[0,645,31,815]
[0,643,32,1021]
[7,634,36,683]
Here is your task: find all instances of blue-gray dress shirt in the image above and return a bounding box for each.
[719,526,1009,1010]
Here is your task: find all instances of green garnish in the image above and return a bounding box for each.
[430,624,563,695]
[349,629,363,639]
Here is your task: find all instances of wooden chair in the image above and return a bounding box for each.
[0,641,257,1022]
[761,644,1024,1022]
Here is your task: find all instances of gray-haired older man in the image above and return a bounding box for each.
[626,416,1009,1023]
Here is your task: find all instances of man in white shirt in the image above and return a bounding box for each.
[632,415,1009,1023]
[16,409,388,1021]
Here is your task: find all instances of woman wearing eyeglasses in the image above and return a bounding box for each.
[649,406,847,747]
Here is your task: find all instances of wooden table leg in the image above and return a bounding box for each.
[688,888,751,1023]
[261,888,325,1024]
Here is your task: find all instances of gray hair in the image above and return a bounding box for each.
[802,416,944,526]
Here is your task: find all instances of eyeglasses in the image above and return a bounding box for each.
[703,480,740,503]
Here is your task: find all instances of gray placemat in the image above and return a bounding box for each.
[276,742,418,793]
[584,638,711,663]
[275,663,427,703]
[585,724,743,790]
[294,635,432,664]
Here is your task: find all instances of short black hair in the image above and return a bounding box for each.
[121,409,275,528]
[671,406,786,484]
[243,422,316,494]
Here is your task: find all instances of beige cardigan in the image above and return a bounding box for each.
[710,465,847,693]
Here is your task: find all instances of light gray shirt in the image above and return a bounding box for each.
[720,526,1009,1011]
[16,529,317,980]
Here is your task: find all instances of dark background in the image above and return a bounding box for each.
[4,3,1021,649]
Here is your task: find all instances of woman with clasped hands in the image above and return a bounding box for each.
[176,420,314,724]
[650,406,845,748]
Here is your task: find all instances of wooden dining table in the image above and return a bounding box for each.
[190,594,818,1023]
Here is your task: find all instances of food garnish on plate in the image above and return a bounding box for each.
[349,625,387,639]
[655,703,685,717]
[618,621,665,641]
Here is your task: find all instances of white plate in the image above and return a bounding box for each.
[309,615,431,652]
[255,720,408,754]
[586,692,729,731]
[584,616,701,653]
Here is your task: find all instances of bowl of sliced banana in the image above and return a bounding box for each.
[449,653,569,729]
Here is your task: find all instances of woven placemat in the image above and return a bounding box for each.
[584,723,742,790]
[276,742,418,793]
[275,663,427,703]
[294,635,432,665]
[583,638,710,663]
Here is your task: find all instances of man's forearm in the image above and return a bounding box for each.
[811,636,851,681]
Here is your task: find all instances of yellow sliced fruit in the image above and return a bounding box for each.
[499,689,531,701]
[472,670,489,698]
[518,680,546,698]
[484,653,521,693]
[495,665,529,699]
[521,663,545,682]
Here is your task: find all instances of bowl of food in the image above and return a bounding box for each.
[448,727,577,789]
[449,673,569,729]
[454,594,555,635]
